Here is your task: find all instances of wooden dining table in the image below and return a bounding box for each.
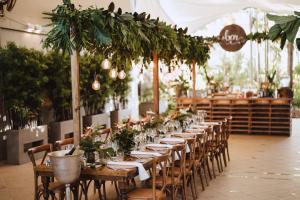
[36,157,154,200]
[35,125,211,200]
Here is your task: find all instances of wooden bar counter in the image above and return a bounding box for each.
[177,97,291,136]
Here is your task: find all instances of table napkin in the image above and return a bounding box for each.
[107,161,150,181]
[185,129,205,133]
[200,122,220,125]
[190,125,209,129]
[172,133,198,138]
[131,151,161,157]
[159,138,190,153]
[145,143,173,149]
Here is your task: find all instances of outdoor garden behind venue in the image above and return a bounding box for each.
[0,0,300,200]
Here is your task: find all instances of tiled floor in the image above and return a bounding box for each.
[0,119,299,200]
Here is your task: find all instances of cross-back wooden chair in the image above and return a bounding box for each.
[54,137,74,151]
[194,131,209,191]
[154,144,186,200]
[28,144,65,200]
[127,154,169,200]
[181,138,197,200]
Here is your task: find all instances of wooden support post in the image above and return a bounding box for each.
[287,42,294,89]
[153,53,159,115]
[192,60,196,98]
[71,51,81,145]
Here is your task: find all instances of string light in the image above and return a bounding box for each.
[92,74,101,90]
[109,68,118,79]
[101,59,111,70]
[118,70,126,80]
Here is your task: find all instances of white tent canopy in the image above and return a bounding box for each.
[1,0,300,34]
[133,0,300,33]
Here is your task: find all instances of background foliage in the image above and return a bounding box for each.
[0,43,48,129]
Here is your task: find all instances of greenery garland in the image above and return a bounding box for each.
[44,0,275,76]
[43,1,211,67]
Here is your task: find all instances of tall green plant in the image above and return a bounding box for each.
[0,43,47,129]
[44,51,72,121]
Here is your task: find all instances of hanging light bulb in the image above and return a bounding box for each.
[109,68,118,79]
[118,70,126,80]
[92,74,101,90]
[101,59,111,70]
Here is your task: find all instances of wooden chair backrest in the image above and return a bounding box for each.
[28,144,52,167]
[54,137,74,151]
[170,144,186,183]
[152,154,168,199]
[185,138,196,170]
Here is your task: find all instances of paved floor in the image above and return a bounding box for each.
[0,119,299,200]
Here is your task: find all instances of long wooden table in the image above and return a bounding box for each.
[177,97,291,135]
[36,158,153,200]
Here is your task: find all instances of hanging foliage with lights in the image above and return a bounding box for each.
[43,0,211,67]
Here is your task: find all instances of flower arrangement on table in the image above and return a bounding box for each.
[143,117,164,131]
[111,127,139,155]
[80,125,114,164]
[171,111,192,130]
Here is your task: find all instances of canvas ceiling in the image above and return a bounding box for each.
[1,0,300,33]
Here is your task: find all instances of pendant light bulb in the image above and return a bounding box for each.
[92,74,101,90]
[109,68,118,79]
[118,70,126,80]
[92,79,101,91]
[101,59,111,70]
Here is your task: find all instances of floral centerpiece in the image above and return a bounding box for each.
[143,117,164,130]
[172,111,192,131]
[111,127,138,155]
[80,125,114,164]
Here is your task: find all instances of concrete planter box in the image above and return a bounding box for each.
[0,132,7,161]
[6,125,48,164]
[110,109,131,129]
[48,120,74,144]
[82,113,111,129]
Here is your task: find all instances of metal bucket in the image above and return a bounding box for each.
[48,150,82,184]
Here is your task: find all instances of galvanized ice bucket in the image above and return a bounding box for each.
[48,150,82,184]
[49,150,82,200]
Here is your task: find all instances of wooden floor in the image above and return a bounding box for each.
[0,119,299,200]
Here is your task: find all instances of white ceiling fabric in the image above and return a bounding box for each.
[133,0,300,33]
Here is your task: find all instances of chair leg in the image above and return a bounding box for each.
[215,152,221,173]
[102,181,107,200]
[192,171,198,198]
[226,143,230,161]
[206,157,213,180]
[198,167,205,191]
[218,151,223,172]
[210,154,217,178]
[203,163,209,186]
[222,148,227,167]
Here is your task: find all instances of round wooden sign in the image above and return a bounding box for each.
[219,24,247,52]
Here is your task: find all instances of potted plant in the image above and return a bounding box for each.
[111,127,137,156]
[80,125,115,165]
[44,51,75,143]
[80,54,112,129]
[0,43,48,164]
